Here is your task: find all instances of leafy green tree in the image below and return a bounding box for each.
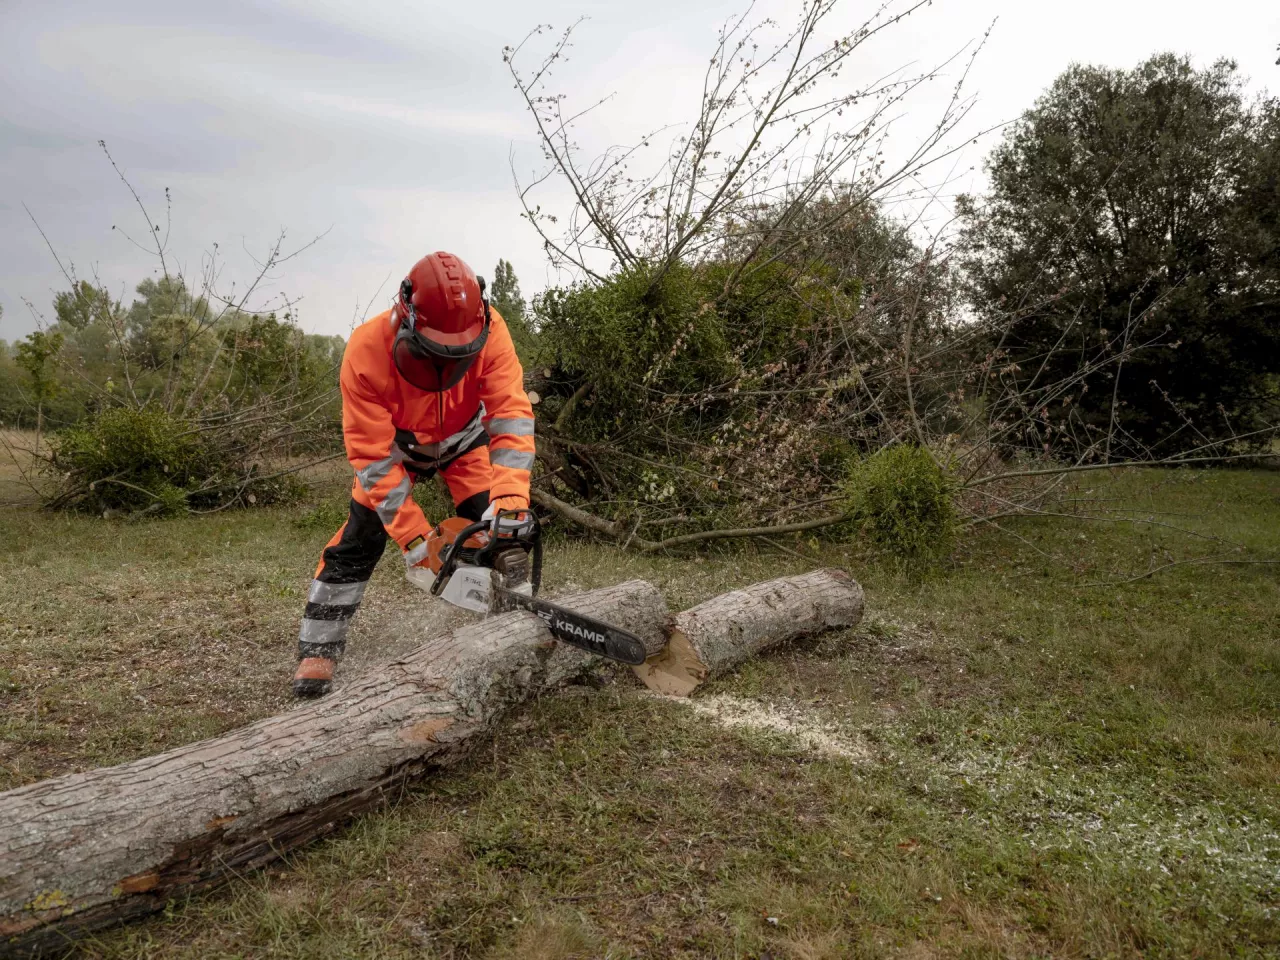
[491,259,525,325]
[958,54,1280,456]
[14,330,65,439]
[491,259,536,361]
[54,282,116,331]
[126,276,211,371]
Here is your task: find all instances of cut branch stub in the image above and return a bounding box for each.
[634,568,865,696]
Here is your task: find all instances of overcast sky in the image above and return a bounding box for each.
[2,0,1277,342]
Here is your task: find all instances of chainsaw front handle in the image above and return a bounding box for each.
[491,508,536,539]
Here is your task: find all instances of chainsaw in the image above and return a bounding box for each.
[405,509,649,665]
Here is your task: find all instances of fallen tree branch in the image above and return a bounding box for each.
[1080,555,1280,587]
[640,513,850,552]
[530,487,849,552]
[964,446,1279,489]
[531,487,627,538]
[553,381,593,433]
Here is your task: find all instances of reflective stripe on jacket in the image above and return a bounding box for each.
[340,306,536,548]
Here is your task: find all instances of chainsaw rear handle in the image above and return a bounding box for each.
[430,508,542,598]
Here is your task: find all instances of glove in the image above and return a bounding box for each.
[483,495,529,519]
[403,527,440,570]
[482,495,533,537]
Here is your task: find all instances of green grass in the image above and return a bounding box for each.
[2,467,1278,957]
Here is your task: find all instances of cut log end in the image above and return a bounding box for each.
[634,568,865,697]
[631,627,706,697]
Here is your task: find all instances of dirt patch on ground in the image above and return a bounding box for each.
[0,430,43,506]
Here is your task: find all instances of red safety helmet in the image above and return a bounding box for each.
[391,251,491,391]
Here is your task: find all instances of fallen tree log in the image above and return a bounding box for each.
[635,568,865,696]
[0,569,866,957]
[0,581,668,959]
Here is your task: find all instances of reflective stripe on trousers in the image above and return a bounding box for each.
[298,577,368,656]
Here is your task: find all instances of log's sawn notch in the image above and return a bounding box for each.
[634,569,865,697]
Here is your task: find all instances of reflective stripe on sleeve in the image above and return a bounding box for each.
[307,580,368,605]
[299,618,350,646]
[490,448,536,471]
[375,475,412,525]
[355,449,405,493]
[486,417,535,437]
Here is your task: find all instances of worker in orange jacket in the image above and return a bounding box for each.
[293,251,536,697]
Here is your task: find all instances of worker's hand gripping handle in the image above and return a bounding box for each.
[489,508,542,596]
[489,508,536,540]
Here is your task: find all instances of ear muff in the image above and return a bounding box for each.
[398,278,414,325]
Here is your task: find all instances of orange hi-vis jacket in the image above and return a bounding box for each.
[340,306,535,549]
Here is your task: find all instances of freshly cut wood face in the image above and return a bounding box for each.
[632,628,707,696]
[634,568,865,697]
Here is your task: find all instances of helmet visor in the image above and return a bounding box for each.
[393,331,480,391]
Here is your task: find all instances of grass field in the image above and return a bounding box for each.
[1,463,1278,958]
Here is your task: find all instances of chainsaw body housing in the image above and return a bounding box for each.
[406,562,532,612]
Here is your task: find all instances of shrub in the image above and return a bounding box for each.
[49,406,305,516]
[52,407,208,515]
[534,262,732,432]
[844,444,958,568]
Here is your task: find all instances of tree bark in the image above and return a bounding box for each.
[0,581,668,959]
[634,568,865,696]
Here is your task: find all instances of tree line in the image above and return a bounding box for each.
[5,12,1277,560]
[507,21,1277,560]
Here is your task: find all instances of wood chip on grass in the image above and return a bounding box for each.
[656,692,869,761]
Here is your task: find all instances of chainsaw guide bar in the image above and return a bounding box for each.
[419,510,650,666]
[491,582,649,665]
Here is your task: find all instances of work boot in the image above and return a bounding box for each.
[292,656,337,698]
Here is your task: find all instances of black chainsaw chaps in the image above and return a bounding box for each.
[317,500,388,583]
